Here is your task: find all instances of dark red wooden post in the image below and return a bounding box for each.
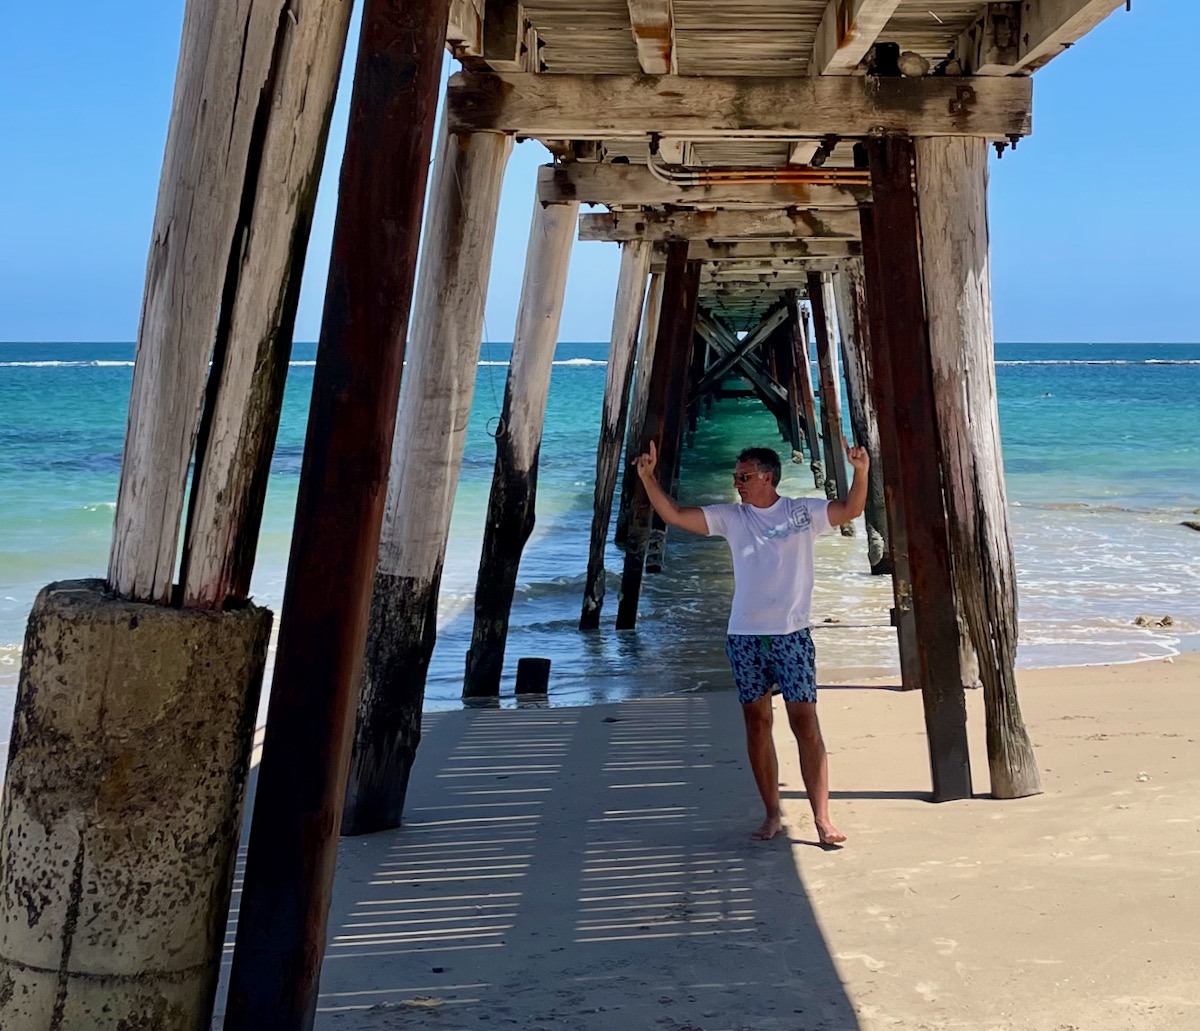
[224,0,450,1026]
[858,136,972,803]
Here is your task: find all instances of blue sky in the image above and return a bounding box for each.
[1,4,1195,343]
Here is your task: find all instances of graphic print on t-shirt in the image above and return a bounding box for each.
[762,505,812,540]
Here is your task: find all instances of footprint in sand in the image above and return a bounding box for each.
[835,952,887,971]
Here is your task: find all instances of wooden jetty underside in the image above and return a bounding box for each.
[445,0,1109,329]
[0,3,1125,1029]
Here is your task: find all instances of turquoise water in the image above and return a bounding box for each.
[2,341,1198,729]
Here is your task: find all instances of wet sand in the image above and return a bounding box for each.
[214,654,1200,1030]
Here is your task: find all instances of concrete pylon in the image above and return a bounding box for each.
[0,580,271,1029]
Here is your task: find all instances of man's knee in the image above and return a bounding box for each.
[742,696,773,735]
[786,703,821,744]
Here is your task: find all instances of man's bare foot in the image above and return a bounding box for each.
[816,822,846,848]
[751,814,783,840]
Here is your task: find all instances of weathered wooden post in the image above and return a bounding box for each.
[772,320,804,461]
[855,199,922,693]
[616,246,699,630]
[614,272,665,547]
[341,124,513,835]
[860,135,972,803]
[915,136,1041,799]
[226,0,448,1025]
[644,356,690,576]
[685,325,707,447]
[581,241,652,630]
[832,263,889,571]
[785,290,823,489]
[462,199,579,698]
[645,324,701,575]
[807,271,854,536]
[0,0,351,1026]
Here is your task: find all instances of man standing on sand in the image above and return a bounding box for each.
[635,437,869,845]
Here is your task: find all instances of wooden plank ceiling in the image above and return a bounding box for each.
[449,0,1121,328]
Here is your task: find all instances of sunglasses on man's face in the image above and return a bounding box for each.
[733,472,759,484]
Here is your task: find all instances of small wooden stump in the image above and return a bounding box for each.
[515,657,552,695]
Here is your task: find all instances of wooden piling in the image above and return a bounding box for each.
[463,199,579,698]
[644,367,690,576]
[646,326,702,574]
[772,321,804,460]
[616,246,699,630]
[832,263,889,570]
[225,0,448,1024]
[581,241,652,630]
[614,273,665,547]
[855,200,922,693]
[341,125,513,835]
[109,0,355,606]
[785,291,824,489]
[685,325,707,448]
[860,135,972,803]
[807,271,854,536]
[915,136,1041,799]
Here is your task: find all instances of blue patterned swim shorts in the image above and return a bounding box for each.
[725,628,817,705]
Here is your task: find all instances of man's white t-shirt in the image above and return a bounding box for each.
[701,496,833,635]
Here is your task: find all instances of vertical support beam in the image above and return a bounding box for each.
[616,246,699,630]
[645,326,696,574]
[807,271,854,536]
[684,324,707,447]
[832,263,889,570]
[915,136,1041,799]
[178,3,355,610]
[225,0,448,1024]
[614,273,665,547]
[581,241,652,630]
[772,322,804,460]
[462,199,579,698]
[108,0,355,605]
[860,135,972,803]
[786,291,824,489]
[857,202,921,692]
[342,126,512,836]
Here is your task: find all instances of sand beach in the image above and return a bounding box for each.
[212,652,1200,1030]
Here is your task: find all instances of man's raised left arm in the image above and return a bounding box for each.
[827,436,869,527]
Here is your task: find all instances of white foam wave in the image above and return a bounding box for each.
[476,358,607,368]
[995,359,1200,367]
[0,360,135,368]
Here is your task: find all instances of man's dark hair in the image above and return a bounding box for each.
[737,447,781,486]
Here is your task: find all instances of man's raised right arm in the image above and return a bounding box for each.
[634,440,710,536]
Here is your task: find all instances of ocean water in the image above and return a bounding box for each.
[2,340,1198,733]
